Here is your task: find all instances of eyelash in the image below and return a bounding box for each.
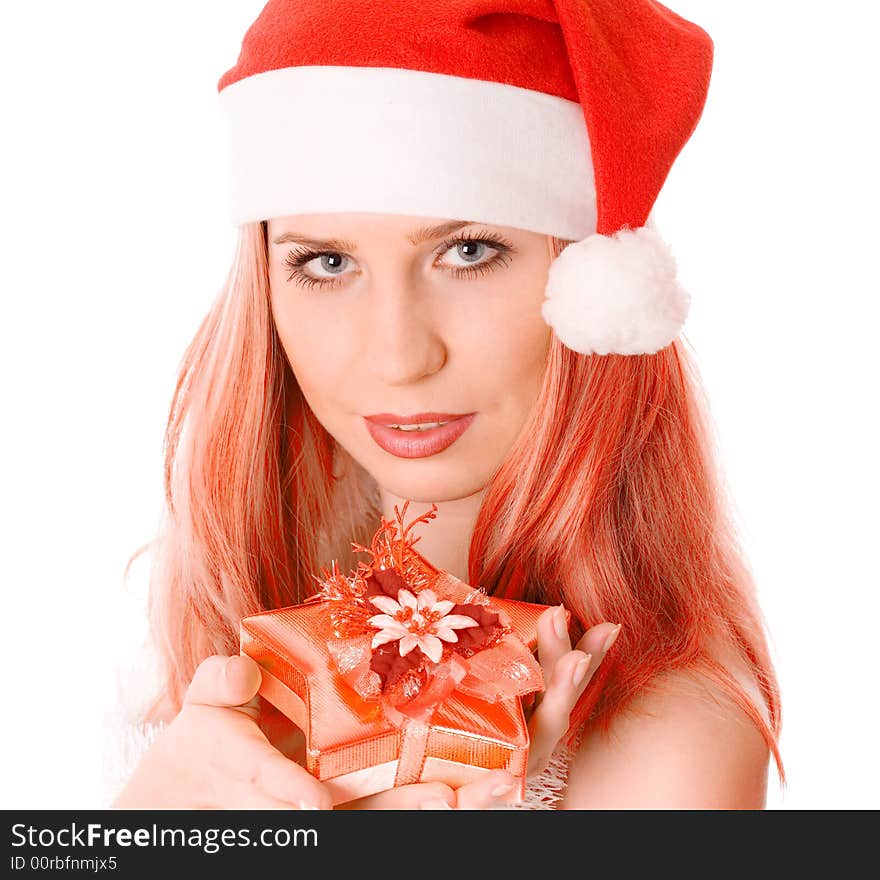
[281,229,515,290]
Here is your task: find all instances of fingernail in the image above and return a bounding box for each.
[602,624,622,654]
[553,605,568,640]
[298,800,321,810]
[572,653,592,688]
[223,655,237,680]
[491,782,516,798]
[421,798,453,810]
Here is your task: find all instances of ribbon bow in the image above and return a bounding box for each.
[308,502,545,726]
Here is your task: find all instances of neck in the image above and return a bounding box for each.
[376,486,485,584]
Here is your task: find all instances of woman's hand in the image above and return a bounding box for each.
[111,654,333,810]
[526,607,621,777]
[337,769,519,810]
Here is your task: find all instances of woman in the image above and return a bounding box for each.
[111,0,784,809]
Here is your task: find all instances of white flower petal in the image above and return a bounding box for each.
[433,627,459,643]
[419,634,444,663]
[397,589,418,611]
[440,614,480,630]
[367,614,409,638]
[432,600,456,617]
[399,634,419,656]
[371,630,402,649]
[369,595,402,615]
[416,589,437,610]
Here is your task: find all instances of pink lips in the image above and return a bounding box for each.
[363,412,477,459]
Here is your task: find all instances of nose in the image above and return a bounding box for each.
[365,278,447,386]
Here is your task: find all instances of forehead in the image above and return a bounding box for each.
[267,213,539,250]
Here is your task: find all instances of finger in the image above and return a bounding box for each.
[184,654,262,714]
[210,718,332,810]
[573,622,622,662]
[526,649,592,777]
[454,770,518,810]
[232,790,301,810]
[525,622,623,777]
[531,605,572,713]
[338,782,456,810]
[554,621,622,704]
[255,749,333,810]
[537,605,572,674]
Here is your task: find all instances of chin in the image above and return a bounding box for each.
[371,459,490,505]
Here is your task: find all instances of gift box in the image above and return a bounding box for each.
[240,502,561,805]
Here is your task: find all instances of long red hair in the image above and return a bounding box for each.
[128,222,784,783]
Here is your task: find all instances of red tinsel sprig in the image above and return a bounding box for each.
[349,500,438,593]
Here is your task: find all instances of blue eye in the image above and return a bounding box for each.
[283,230,514,290]
[283,250,352,288]
[432,234,515,281]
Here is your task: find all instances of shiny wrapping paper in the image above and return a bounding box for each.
[240,505,555,805]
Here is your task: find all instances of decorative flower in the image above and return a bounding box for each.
[316,502,535,712]
[368,588,479,663]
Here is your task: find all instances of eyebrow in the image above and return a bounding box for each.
[271,219,474,251]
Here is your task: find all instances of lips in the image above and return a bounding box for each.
[363,412,476,459]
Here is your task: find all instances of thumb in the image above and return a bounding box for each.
[184,654,263,711]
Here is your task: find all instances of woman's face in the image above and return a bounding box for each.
[267,213,553,503]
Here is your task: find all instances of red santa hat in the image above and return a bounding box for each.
[218,0,713,356]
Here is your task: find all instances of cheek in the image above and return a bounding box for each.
[499,315,552,410]
[457,275,552,399]
[269,283,348,404]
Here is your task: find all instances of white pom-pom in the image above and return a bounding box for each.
[540,225,690,355]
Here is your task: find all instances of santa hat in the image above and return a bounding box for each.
[218,0,713,356]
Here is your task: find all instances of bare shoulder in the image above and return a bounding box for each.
[559,650,771,809]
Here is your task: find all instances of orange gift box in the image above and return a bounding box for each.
[240,503,556,805]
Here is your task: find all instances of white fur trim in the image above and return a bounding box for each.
[102,559,167,807]
[493,742,577,810]
[103,720,166,808]
[219,65,596,238]
[102,637,166,806]
[541,225,690,355]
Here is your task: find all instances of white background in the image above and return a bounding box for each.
[2,1,877,809]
